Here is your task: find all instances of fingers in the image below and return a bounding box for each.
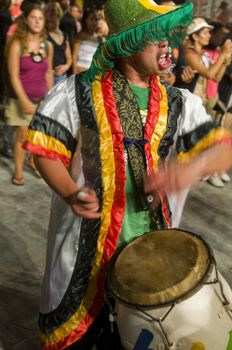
[143,169,163,208]
[74,209,101,219]
[164,161,182,193]
[144,169,156,194]
[69,188,101,219]
[144,160,199,195]
[144,167,165,194]
[158,161,191,193]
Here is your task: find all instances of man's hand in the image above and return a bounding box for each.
[145,144,232,198]
[144,159,203,197]
[34,157,101,220]
[67,188,101,219]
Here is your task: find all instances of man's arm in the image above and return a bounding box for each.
[35,156,100,219]
[144,143,232,195]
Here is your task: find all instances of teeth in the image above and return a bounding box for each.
[160,54,166,58]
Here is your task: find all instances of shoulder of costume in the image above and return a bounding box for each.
[158,77,183,100]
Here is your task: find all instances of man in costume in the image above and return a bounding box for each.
[24,0,232,349]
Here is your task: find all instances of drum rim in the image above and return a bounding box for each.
[105,229,215,309]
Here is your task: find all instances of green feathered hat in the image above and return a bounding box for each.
[83,0,194,81]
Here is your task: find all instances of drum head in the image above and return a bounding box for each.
[107,229,212,307]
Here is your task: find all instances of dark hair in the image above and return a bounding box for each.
[81,9,100,32]
[223,31,232,43]
[188,28,203,43]
[0,0,11,12]
[21,1,45,16]
[45,2,63,31]
[70,3,81,10]
[45,2,63,18]
[208,21,224,33]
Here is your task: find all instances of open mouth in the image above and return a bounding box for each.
[158,52,172,70]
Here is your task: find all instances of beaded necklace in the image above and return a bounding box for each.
[28,41,45,63]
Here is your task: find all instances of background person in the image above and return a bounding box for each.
[10,0,24,19]
[216,0,230,25]
[205,21,229,119]
[172,35,197,88]
[218,26,232,114]
[0,0,14,158]
[96,15,109,43]
[58,0,77,52]
[184,17,232,187]
[184,17,232,111]
[46,1,72,85]
[5,2,53,185]
[204,21,232,184]
[72,8,101,73]
[70,2,82,33]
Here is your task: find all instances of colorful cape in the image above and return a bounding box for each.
[24,72,232,349]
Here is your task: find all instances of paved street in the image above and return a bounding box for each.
[0,153,50,350]
[0,141,232,349]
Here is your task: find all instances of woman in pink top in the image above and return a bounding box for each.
[5,2,53,185]
[185,17,232,187]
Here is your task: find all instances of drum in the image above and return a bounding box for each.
[106,229,232,350]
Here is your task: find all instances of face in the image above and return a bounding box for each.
[193,27,211,47]
[96,19,109,37]
[40,1,46,11]
[26,9,45,34]
[97,9,105,18]
[86,13,98,32]
[70,6,82,21]
[128,41,172,76]
[46,11,60,32]
[59,0,70,11]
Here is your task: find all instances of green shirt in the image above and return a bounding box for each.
[118,85,154,247]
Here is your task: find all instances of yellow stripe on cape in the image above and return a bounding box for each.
[150,77,169,170]
[41,78,117,347]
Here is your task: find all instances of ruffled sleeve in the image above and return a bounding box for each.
[176,89,232,163]
[23,75,79,167]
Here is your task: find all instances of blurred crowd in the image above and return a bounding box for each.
[0,0,232,187]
